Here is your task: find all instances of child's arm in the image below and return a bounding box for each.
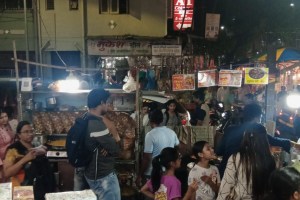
[201,175,220,193]
[140,183,154,199]
[182,180,198,200]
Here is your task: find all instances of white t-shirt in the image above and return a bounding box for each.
[144,126,179,175]
[188,164,221,200]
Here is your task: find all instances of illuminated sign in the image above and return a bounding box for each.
[173,0,194,31]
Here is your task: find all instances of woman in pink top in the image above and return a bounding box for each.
[0,107,15,181]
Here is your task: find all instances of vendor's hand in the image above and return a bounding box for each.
[23,150,36,163]
[293,142,300,151]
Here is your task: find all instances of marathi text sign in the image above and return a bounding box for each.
[218,70,243,87]
[152,45,182,56]
[198,70,217,87]
[244,67,269,85]
[173,0,194,31]
[87,39,152,56]
[172,74,195,91]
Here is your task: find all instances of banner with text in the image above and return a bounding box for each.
[152,45,182,56]
[205,13,220,40]
[172,74,195,91]
[87,39,152,56]
[244,68,269,85]
[173,0,194,31]
[198,70,217,87]
[218,70,243,87]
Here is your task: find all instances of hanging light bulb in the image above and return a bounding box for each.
[57,70,80,92]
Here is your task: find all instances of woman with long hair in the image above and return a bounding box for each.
[217,123,276,200]
[163,99,181,127]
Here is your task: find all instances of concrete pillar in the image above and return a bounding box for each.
[265,44,277,122]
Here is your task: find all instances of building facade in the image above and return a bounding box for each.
[0,0,169,79]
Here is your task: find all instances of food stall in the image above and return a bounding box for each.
[10,41,255,198]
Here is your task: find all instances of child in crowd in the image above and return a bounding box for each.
[141,147,197,200]
[264,163,300,200]
[188,141,220,200]
[163,99,182,127]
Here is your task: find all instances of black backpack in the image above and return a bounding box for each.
[66,113,96,168]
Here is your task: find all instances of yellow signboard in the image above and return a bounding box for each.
[244,67,269,85]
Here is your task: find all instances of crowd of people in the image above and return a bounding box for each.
[1,87,300,200]
[136,102,300,200]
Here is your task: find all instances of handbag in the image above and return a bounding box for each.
[225,159,238,200]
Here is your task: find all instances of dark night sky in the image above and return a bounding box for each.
[171,0,300,65]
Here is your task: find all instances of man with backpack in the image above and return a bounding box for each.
[69,88,121,199]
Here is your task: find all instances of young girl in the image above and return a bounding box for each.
[163,100,182,127]
[141,147,182,200]
[188,141,221,200]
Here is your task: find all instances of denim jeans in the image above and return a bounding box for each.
[73,167,89,191]
[85,172,121,200]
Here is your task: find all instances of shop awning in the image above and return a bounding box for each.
[258,48,300,62]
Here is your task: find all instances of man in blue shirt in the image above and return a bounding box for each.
[136,109,179,186]
[216,103,300,178]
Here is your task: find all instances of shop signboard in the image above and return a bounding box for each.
[173,0,194,31]
[197,70,217,87]
[152,45,182,56]
[172,74,195,91]
[218,70,243,87]
[205,13,220,40]
[87,39,152,56]
[244,67,269,85]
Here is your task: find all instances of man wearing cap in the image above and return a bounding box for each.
[83,88,121,199]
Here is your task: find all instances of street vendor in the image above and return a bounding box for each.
[3,121,55,199]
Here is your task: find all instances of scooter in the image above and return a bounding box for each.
[275,108,298,141]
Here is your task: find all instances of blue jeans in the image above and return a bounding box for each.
[85,172,121,200]
[74,167,89,191]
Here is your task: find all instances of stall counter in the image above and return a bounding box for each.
[45,189,96,200]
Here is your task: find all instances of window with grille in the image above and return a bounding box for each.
[99,0,128,14]
[46,0,54,10]
[0,0,32,10]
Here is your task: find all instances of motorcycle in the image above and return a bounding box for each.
[275,108,298,141]
[208,100,225,126]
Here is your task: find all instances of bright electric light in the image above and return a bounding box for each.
[290,3,295,7]
[286,94,300,108]
[57,80,80,92]
[220,26,225,30]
